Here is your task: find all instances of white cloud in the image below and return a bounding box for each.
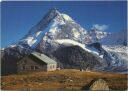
[92,24,108,31]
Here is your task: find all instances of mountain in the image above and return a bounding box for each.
[1,8,128,75]
[100,30,127,46]
[89,29,110,43]
[17,8,90,51]
[51,46,107,70]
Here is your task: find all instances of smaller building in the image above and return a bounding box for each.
[17,52,57,72]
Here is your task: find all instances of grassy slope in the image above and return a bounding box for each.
[1,69,128,90]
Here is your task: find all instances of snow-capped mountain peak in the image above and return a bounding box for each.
[61,13,74,22]
[12,8,90,50]
[16,8,61,48]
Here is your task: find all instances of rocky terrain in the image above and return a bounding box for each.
[1,69,127,90]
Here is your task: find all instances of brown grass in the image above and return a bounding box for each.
[1,69,128,90]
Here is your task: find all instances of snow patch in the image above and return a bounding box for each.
[102,45,128,54]
[49,21,59,34]
[55,39,99,55]
[1,48,5,50]
[24,37,37,46]
[61,14,73,21]
[72,28,80,38]
[10,45,16,48]
[36,31,42,37]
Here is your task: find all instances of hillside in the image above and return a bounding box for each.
[51,45,105,69]
[1,69,127,90]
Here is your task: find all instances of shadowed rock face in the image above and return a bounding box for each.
[89,42,102,50]
[51,46,104,69]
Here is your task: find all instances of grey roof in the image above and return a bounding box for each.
[31,52,57,64]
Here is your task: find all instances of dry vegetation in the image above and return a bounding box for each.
[1,69,128,90]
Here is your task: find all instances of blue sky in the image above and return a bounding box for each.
[1,1,127,48]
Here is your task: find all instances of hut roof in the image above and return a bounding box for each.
[31,52,57,64]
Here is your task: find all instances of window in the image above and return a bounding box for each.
[31,66,35,70]
[22,66,25,70]
[35,66,39,69]
[30,66,39,70]
[50,65,52,69]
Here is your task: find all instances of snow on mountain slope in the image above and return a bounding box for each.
[55,39,100,56]
[19,17,62,48]
[34,8,91,53]
[102,45,128,54]
[17,9,60,48]
[102,45,128,64]
[100,30,127,46]
[21,37,37,46]
[12,8,90,51]
[89,29,110,43]
[54,39,127,71]
[100,45,128,73]
[61,14,74,22]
